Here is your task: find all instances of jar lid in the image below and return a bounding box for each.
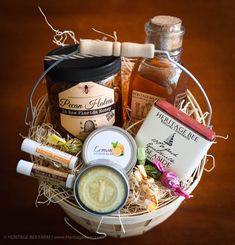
[44,45,121,82]
[82,126,137,173]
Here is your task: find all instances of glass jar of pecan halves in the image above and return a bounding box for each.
[44,45,122,140]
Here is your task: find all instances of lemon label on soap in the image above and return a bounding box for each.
[85,130,132,170]
[83,127,137,173]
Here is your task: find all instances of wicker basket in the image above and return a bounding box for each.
[57,171,202,238]
[30,90,207,238]
[28,54,212,238]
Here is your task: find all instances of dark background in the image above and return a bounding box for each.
[1,0,234,244]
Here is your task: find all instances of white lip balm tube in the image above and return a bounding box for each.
[16,160,75,188]
[21,138,78,170]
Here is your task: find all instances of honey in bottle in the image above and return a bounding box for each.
[128,16,188,129]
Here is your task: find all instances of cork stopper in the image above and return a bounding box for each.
[150,16,182,32]
[145,15,185,54]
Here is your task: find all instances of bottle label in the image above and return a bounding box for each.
[59,81,115,139]
[131,90,159,120]
[31,165,69,187]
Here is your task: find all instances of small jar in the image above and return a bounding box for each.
[44,45,122,140]
[73,161,129,215]
[82,126,137,173]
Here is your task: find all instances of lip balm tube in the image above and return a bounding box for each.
[16,160,75,188]
[21,138,78,170]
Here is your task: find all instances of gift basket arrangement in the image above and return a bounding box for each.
[17,14,216,238]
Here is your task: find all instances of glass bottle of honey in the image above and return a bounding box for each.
[128,16,188,130]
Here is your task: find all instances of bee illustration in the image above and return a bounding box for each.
[84,85,89,94]
[78,83,94,94]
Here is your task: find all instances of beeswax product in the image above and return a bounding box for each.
[74,162,129,215]
[16,160,75,188]
[82,126,137,173]
[21,138,78,170]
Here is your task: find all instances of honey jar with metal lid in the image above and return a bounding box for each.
[44,44,122,140]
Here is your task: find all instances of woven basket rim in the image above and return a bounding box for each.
[56,169,203,221]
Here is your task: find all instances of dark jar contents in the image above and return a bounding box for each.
[44,45,122,140]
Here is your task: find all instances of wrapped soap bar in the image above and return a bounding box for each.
[135,99,215,179]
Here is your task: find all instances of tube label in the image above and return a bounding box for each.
[31,165,69,187]
[35,146,73,166]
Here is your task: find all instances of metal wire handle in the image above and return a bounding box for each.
[154,50,212,128]
[24,47,80,125]
[25,48,212,128]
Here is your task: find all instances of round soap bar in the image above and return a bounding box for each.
[74,164,129,215]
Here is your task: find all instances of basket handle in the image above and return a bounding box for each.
[25,46,212,128]
[154,50,212,128]
[24,47,80,125]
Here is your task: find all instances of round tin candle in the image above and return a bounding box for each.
[82,126,137,173]
[73,162,129,215]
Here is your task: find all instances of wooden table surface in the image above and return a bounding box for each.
[1,0,234,244]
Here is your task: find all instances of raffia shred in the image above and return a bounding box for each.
[28,58,209,216]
